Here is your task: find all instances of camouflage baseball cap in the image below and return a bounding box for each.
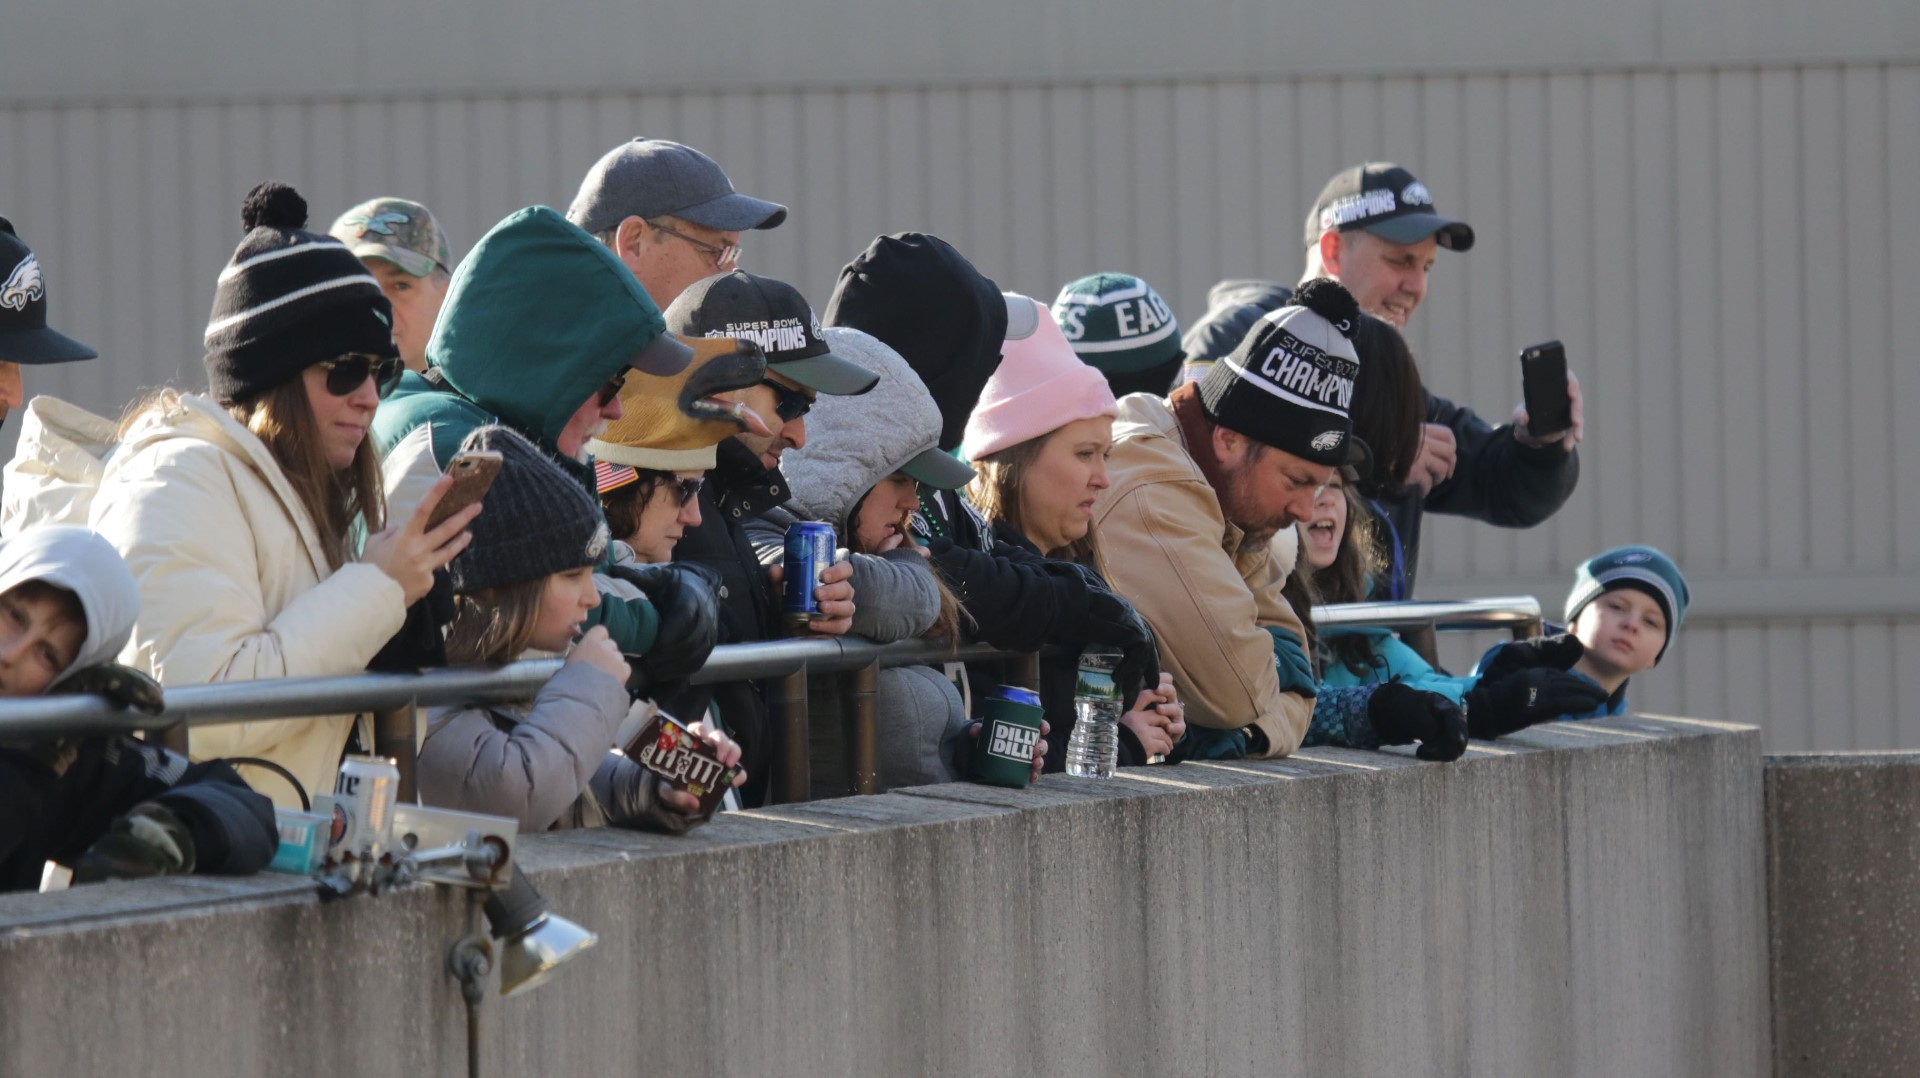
[328,197,452,278]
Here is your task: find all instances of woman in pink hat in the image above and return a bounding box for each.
[939,295,1184,770]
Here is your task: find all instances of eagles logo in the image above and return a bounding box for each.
[1,254,45,312]
[341,211,409,239]
[1401,182,1433,206]
[1310,430,1345,452]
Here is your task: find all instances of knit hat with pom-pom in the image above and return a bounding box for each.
[203,181,397,405]
[1197,276,1364,466]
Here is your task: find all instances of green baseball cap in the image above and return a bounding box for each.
[329,197,452,278]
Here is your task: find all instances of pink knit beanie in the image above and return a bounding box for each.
[960,294,1119,461]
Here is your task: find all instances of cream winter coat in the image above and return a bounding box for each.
[87,392,407,807]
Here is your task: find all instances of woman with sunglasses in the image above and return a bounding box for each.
[88,184,480,807]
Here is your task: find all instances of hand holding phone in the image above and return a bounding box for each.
[1518,341,1573,439]
[427,450,503,529]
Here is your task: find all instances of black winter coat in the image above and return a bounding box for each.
[928,526,1147,771]
[1,737,278,893]
[660,438,789,807]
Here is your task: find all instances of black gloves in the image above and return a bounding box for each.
[1478,633,1586,682]
[1367,682,1469,762]
[1055,563,1160,701]
[604,562,722,684]
[589,755,698,834]
[72,802,195,883]
[1462,667,1612,738]
[55,662,166,714]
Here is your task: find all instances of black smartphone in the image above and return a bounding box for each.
[1519,340,1572,438]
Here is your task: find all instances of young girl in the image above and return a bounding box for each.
[88,183,478,808]
[957,297,1184,769]
[416,425,742,833]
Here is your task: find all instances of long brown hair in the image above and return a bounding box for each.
[1347,314,1427,497]
[121,381,385,570]
[967,432,1096,564]
[444,576,546,666]
[1289,477,1386,677]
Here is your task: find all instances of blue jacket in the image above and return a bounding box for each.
[1300,627,1473,751]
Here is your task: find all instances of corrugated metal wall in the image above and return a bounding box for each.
[4,63,1914,749]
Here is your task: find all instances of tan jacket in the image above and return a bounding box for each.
[88,393,407,807]
[1089,393,1313,757]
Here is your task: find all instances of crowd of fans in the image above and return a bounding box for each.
[0,141,1690,893]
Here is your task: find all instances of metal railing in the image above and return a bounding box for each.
[0,597,1542,803]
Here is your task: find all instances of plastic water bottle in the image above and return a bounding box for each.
[1066,647,1123,778]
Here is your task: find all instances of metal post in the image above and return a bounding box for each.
[1006,651,1042,692]
[845,661,879,796]
[374,699,420,803]
[772,667,810,804]
[1403,626,1440,667]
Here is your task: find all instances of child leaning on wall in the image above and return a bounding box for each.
[1474,545,1691,724]
[0,527,278,892]
[414,426,744,834]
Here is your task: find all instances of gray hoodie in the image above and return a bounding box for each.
[746,328,968,792]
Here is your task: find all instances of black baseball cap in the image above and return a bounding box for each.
[663,271,879,396]
[1304,163,1475,252]
[0,218,97,364]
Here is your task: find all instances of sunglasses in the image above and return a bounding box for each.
[664,475,706,507]
[649,219,742,269]
[316,353,404,399]
[760,378,813,423]
[595,369,629,408]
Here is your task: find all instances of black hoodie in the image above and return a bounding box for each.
[823,233,1008,453]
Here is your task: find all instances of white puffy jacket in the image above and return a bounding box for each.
[85,392,407,808]
[2,395,122,534]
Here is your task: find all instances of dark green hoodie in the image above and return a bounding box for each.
[372,205,673,653]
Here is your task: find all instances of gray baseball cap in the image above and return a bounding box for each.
[566,139,788,235]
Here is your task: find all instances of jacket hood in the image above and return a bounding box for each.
[1203,279,1293,312]
[1,395,120,534]
[780,327,948,531]
[0,525,139,686]
[428,206,670,448]
[822,233,1007,451]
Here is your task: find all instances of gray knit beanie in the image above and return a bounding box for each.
[447,425,608,594]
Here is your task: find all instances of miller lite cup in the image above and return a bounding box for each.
[781,521,837,630]
[330,754,400,865]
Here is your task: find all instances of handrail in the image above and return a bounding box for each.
[1310,595,1543,635]
[0,638,1020,741]
[0,600,1540,742]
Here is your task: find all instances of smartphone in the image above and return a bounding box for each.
[1519,340,1572,438]
[427,450,502,529]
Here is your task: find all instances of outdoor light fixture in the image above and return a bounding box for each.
[483,868,598,998]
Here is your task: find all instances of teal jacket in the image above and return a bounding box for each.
[371,206,671,654]
[1302,627,1473,751]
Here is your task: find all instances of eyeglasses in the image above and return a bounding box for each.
[648,219,741,270]
[316,353,404,399]
[595,370,628,408]
[759,378,813,423]
[665,475,706,507]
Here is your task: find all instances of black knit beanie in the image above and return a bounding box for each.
[448,425,609,595]
[202,182,398,406]
[1197,277,1363,466]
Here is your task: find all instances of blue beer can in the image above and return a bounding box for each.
[782,521,837,622]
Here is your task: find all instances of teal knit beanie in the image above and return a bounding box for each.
[1050,273,1182,375]
[1565,545,1690,662]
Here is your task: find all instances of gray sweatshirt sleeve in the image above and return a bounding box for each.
[416,662,631,832]
[848,549,941,643]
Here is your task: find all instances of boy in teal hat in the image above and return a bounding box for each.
[1474,544,1691,726]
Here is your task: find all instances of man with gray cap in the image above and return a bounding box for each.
[329,197,454,373]
[0,217,97,432]
[566,138,787,309]
[1181,161,1583,601]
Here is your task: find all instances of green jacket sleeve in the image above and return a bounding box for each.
[586,545,660,654]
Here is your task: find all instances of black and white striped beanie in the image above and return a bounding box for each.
[203,182,397,406]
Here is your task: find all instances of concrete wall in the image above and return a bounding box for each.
[1766,752,1920,1077]
[0,715,1769,1078]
